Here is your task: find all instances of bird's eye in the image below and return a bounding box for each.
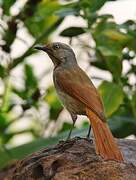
[53,44,60,50]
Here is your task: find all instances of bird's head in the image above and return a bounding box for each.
[34,42,77,67]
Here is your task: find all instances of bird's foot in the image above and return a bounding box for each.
[86,137,93,143]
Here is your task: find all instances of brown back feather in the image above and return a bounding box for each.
[55,66,106,121]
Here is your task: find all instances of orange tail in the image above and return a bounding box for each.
[86,108,124,162]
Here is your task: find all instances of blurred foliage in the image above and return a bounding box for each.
[45,86,63,120]
[98,81,124,117]
[0,0,136,169]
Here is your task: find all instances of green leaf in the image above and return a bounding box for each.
[24,64,38,92]
[120,20,136,52]
[92,19,124,79]
[13,88,27,100]
[91,61,107,70]
[2,19,17,53]
[60,27,85,37]
[1,78,11,112]
[45,86,62,120]
[56,7,78,17]
[24,0,63,39]
[13,64,40,110]
[1,0,16,15]
[105,55,122,79]
[59,122,73,133]
[0,65,5,78]
[91,16,135,79]
[109,116,136,138]
[97,45,122,79]
[55,2,79,17]
[121,20,136,34]
[98,81,124,117]
[0,113,8,132]
[80,0,108,13]
[0,133,14,145]
[131,91,136,118]
[102,29,132,43]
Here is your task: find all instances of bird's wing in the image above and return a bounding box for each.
[55,66,106,121]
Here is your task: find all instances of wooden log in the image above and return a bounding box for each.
[0,137,136,180]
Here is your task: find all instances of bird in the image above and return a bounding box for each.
[35,42,124,162]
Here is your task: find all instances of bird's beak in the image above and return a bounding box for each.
[34,44,60,66]
[34,45,50,52]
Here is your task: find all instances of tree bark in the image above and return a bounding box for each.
[0,137,136,180]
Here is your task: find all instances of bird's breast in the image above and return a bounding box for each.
[53,70,86,115]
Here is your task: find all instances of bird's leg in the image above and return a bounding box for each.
[67,114,77,140]
[86,125,92,139]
